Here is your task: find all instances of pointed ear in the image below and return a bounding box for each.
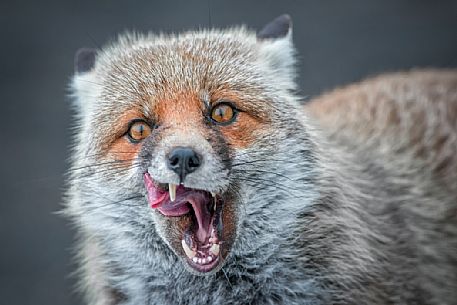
[74,48,97,73]
[71,48,99,116]
[256,15,296,89]
[257,14,292,40]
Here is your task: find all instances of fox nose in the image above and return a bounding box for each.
[167,147,201,182]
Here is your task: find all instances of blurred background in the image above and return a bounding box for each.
[0,0,456,304]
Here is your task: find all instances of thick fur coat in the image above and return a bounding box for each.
[66,16,457,305]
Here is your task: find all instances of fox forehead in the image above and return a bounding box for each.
[74,26,297,120]
[97,30,266,101]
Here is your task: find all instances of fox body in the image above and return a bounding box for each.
[66,15,457,305]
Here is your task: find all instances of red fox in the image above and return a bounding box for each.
[66,15,457,304]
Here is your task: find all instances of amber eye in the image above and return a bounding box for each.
[210,103,237,125]
[127,120,151,142]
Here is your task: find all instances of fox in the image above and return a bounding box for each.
[66,14,457,305]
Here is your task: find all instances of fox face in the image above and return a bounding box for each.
[69,16,317,278]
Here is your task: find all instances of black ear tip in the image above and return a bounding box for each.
[257,14,292,40]
[75,48,97,73]
[276,14,292,25]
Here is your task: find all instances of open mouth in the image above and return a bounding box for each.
[143,173,223,273]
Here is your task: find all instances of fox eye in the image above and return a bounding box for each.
[210,103,237,125]
[127,120,152,142]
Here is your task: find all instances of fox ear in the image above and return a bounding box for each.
[256,15,296,89]
[71,48,98,116]
[257,14,292,40]
[75,48,97,73]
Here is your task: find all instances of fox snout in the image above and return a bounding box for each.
[145,129,230,195]
[166,147,202,183]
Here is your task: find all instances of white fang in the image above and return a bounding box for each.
[169,183,177,202]
[181,239,196,259]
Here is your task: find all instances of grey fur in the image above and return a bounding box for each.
[65,16,457,305]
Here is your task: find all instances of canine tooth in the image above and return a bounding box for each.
[211,192,216,198]
[192,257,198,263]
[181,239,196,259]
[209,243,220,256]
[207,256,213,262]
[169,183,177,202]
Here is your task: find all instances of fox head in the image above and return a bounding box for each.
[68,15,317,277]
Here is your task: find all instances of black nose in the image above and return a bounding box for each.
[167,147,201,182]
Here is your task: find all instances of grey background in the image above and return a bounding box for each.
[1,1,456,304]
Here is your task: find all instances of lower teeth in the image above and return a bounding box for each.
[191,255,215,265]
[182,238,219,265]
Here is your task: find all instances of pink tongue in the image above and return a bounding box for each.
[187,193,212,243]
[143,173,168,208]
[143,173,212,243]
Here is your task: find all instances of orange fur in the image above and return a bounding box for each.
[211,91,266,149]
[219,112,263,149]
[153,90,266,149]
[154,91,205,131]
[105,109,145,164]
